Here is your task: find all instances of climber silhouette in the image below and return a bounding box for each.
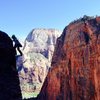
[12,35,23,56]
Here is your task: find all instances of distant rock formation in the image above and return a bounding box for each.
[17,28,61,99]
[0,31,22,100]
[37,16,100,100]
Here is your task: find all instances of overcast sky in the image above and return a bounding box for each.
[0,0,100,40]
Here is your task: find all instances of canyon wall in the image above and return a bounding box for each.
[37,16,100,100]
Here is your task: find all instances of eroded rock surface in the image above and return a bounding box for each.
[38,16,100,100]
[17,28,61,99]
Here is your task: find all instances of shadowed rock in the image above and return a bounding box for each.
[0,31,22,100]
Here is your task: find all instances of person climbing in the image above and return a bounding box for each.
[11,35,23,56]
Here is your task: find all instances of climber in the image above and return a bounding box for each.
[12,35,23,56]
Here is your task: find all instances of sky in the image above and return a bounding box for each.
[0,0,100,40]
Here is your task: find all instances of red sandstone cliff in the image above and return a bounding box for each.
[37,16,100,100]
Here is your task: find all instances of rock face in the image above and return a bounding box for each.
[17,28,61,99]
[0,31,22,100]
[37,16,100,100]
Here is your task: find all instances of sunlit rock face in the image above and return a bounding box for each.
[17,28,61,99]
[38,16,100,100]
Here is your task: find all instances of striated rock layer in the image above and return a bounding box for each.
[37,16,100,100]
[17,28,61,99]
